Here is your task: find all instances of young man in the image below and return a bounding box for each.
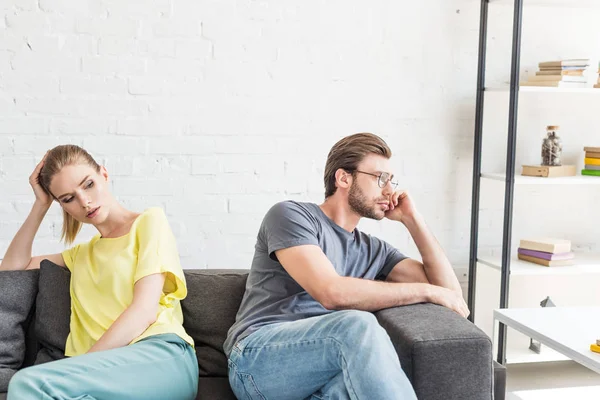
[223,133,469,399]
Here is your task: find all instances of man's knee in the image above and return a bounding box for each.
[336,311,390,346]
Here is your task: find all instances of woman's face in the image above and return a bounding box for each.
[48,164,111,224]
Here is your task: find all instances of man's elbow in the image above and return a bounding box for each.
[318,283,346,311]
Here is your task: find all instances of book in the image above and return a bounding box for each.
[517,248,574,261]
[519,238,571,254]
[536,69,585,76]
[520,81,587,88]
[584,157,600,166]
[584,165,600,171]
[518,254,574,267]
[585,151,600,159]
[521,165,576,178]
[539,59,590,68]
[539,66,588,71]
[584,147,600,153]
[582,169,600,177]
[527,75,586,82]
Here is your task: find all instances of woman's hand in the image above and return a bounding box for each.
[29,153,52,208]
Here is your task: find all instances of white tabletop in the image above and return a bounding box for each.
[494,307,600,374]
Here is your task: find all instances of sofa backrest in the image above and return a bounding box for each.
[181,269,249,376]
[26,261,249,379]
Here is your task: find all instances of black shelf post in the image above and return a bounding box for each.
[498,0,524,365]
[467,0,525,364]
[467,0,490,323]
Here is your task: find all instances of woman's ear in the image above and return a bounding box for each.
[100,165,109,182]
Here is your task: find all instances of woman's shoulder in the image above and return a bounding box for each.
[134,207,169,229]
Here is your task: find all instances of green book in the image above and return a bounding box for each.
[582,169,600,176]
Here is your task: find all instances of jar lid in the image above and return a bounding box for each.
[547,125,560,130]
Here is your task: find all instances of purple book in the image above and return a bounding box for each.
[517,248,574,261]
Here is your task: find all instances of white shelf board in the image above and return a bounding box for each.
[486,87,600,94]
[505,343,570,364]
[489,0,600,8]
[478,253,600,276]
[481,172,600,185]
[511,386,600,400]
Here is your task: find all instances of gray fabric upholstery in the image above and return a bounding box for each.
[0,265,503,399]
[34,260,71,363]
[196,377,236,400]
[182,270,248,377]
[0,269,39,391]
[375,303,494,400]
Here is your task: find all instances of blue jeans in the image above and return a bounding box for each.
[227,310,417,400]
[7,334,198,400]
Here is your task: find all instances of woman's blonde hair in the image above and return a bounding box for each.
[39,145,101,245]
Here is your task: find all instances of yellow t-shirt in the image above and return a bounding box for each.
[61,207,194,356]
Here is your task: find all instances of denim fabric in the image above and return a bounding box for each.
[227,310,417,400]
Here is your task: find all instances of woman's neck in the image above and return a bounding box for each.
[96,204,139,239]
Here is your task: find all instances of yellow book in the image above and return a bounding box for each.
[585,157,600,166]
[591,344,600,354]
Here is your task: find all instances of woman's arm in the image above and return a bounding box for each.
[87,273,166,353]
[1,155,66,271]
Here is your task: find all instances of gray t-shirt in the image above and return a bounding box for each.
[223,200,408,356]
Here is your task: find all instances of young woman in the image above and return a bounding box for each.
[1,145,198,400]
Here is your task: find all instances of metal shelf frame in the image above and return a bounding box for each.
[467,0,525,365]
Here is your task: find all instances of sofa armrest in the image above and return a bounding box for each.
[375,303,494,400]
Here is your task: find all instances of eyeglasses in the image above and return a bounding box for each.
[353,170,398,189]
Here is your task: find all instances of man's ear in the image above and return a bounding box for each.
[335,169,352,190]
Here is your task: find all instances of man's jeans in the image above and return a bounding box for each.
[227,310,417,400]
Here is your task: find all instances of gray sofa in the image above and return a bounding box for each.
[1,261,506,399]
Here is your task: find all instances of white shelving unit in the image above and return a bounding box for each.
[468,0,600,366]
[487,87,600,94]
[481,173,600,185]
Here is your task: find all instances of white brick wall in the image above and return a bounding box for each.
[2,1,599,277]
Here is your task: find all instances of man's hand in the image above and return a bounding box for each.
[428,286,470,318]
[385,190,418,223]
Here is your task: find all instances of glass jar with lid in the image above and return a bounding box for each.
[541,125,562,166]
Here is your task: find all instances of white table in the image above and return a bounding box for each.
[494,307,600,374]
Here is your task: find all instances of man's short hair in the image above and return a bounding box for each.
[323,133,392,198]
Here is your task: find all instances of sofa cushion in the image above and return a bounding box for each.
[0,269,39,391]
[34,260,71,364]
[182,270,248,377]
[196,377,237,400]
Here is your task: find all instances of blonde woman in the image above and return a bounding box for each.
[1,145,198,400]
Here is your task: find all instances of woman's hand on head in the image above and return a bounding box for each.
[30,153,52,208]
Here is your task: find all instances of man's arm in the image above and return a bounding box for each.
[87,273,165,353]
[275,245,468,317]
[384,191,463,295]
[398,212,462,294]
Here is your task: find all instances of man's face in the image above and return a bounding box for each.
[347,154,396,220]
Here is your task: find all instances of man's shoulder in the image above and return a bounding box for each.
[266,200,319,219]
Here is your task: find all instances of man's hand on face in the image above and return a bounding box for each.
[384,190,418,223]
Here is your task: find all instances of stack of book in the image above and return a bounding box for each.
[517,238,574,267]
[521,59,590,88]
[582,146,600,177]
